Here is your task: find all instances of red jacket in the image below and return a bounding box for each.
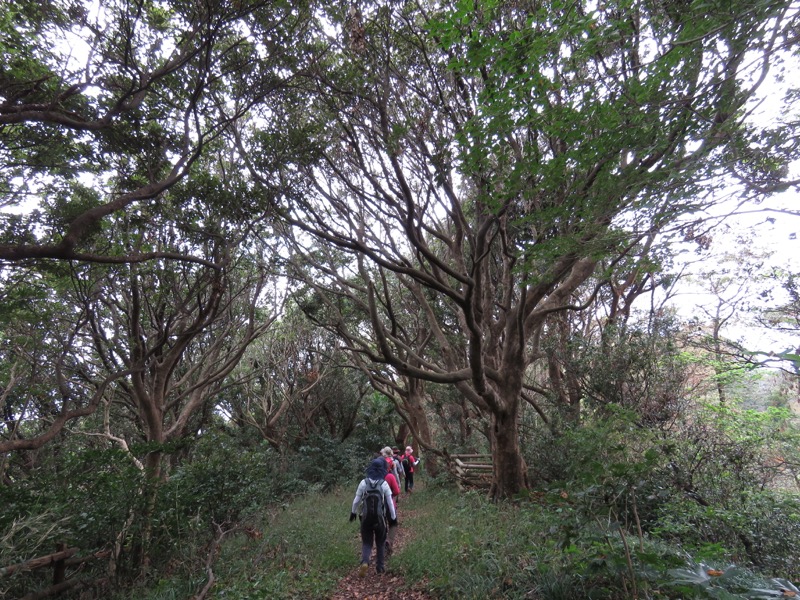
[403,453,417,473]
[385,473,400,508]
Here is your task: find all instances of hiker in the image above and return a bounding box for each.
[381,446,401,482]
[382,454,401,556]
[381,447,400,556]
[350,457,398,576]
[401,446,420,493]
[380,448,401,502]
[392,446,405,480]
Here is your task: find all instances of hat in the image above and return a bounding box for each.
[366,457,387,480]
[405,446,413,453]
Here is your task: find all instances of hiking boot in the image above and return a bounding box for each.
[358,562,368,578]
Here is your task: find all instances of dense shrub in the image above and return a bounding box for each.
[527,409,674,528]
[0,447,144,597]
[654,490,800,578]
[527,401,800,582]
[166,431,276,524]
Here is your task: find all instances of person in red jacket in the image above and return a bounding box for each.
[402,446,420,493]
[381,446,401,483]
[381,447,402,507]
[382,456,401,556]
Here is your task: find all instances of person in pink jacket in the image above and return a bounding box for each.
[384,466,401,509]
[383,461,401,556]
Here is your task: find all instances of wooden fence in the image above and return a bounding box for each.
[1,544,108,600]
[450,453,493,490]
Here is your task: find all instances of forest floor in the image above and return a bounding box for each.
[328,501,434,600]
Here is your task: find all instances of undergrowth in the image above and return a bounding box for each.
[110,478,799,600]
[110,488,359,600]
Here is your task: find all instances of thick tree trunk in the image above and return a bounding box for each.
[394,421,409,449]
[406,386,439,477]
[489,404,528,499]
[137,450,163,575]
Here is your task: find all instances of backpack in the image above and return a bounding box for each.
[362,479,386,524]
[401,455,410,473]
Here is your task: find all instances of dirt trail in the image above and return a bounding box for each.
[328,502,434,600]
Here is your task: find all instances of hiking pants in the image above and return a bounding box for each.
[405,470,414,492]
[360,519,387,572]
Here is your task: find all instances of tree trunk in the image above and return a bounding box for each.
[712,319,727,404]
[406,385,439,477]
[394,422,409,449]
[459,396,472,446]
[489,403,528,499]
[137,450,163,575]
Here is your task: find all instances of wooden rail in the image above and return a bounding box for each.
[451,453,493,490]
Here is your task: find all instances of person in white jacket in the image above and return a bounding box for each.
[349,457,398,576]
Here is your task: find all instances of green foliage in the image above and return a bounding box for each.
[527,402,800,586]
[0,447,145,597]
[162,426,385,530]
[655,490,800,578]
[166,432,278,525]
[665,562,800,599]
[390,488,694,599]
[527,409,673,529]
[213,490,355,598]
[0,509,72,566]
[97,472,800,600]
[394,487,800,600]
[556,316,693,426]
[0,510,75,599]
[294,432,368,490]
[0,447,144,551]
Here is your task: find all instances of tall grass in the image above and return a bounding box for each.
[392,486,590,600]
[109,487,358,600]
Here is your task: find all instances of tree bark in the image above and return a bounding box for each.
[406,382,439,477]
[489,404,527,499]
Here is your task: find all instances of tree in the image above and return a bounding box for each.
[758,268,800,399]
[222,306,366,450]
[291,264,442,475]
[0,0,311,264]
[77,226,277,568]
[0,261,132,455]
[73,243,276,478]
[242,0,799,498]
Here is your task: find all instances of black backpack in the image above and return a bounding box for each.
[402,455,410,473]
[362,479,385,524]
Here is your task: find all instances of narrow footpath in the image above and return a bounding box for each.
[328,497,434,600]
